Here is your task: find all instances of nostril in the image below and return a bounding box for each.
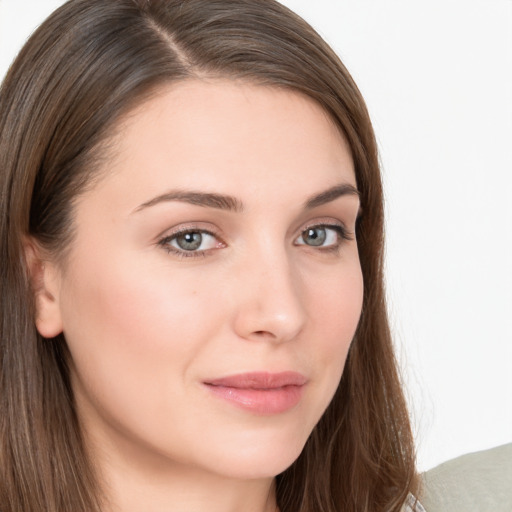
[252,330,276,339]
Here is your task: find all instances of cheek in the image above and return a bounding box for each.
[309,258,364,352]
[61,253,219,351]
[58,254,224,413]
[58,254,237,463]
[299,257,364,412]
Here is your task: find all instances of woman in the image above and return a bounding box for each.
[0,1,422,511]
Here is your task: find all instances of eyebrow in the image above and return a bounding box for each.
[303,183,360,209]
[133,183,359,214]
[134,190,244,213]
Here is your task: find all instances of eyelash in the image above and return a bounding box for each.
[157,222,354,259]
[158,227,222,258]
[296,223,354,252]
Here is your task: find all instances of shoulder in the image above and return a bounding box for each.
[420,443,512,512]
[401,493,427,512]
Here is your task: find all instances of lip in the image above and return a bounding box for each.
[203,371,307,415]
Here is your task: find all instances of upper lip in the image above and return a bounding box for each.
[204,371,307,389]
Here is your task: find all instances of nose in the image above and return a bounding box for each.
[231,248,307,343]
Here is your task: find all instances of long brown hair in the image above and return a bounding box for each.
[0,1,417,510]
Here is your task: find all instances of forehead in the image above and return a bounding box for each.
[80,79,355,212]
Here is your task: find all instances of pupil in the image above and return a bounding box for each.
[305,228,326,246]
[177,232,202,251]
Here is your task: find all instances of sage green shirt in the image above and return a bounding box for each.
[421,443,512,511]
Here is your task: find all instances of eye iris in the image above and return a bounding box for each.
[304,227,326,246]
[176,232,202,251]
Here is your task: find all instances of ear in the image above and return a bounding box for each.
[23,238,64,338]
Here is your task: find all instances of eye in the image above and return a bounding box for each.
[295,224,350,248]
[159,229,222,257]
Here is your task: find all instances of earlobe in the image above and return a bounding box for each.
[23,239,64,338]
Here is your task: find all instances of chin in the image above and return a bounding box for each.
[199,431,309,480]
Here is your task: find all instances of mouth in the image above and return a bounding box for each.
[203,371,307,415]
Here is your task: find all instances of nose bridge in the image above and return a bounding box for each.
[232,239,307,342]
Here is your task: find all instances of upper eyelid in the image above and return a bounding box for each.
[161,227,218,241]
[297,219,351,236]
[157,222,222,241]
[300,219,346,230]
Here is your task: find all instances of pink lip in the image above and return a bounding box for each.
[203,371,307,415]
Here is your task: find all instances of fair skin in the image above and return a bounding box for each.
[33,80,363,512]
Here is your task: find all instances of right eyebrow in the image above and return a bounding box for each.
[303,183,360,210]
[132,190,244,214]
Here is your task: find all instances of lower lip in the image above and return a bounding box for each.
[204,384,304,414]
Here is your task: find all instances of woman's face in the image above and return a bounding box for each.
[39,80,363,480]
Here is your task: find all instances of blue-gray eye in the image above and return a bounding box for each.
[303,227,327,246]
[164,230,218,253]
[175,232,203,251]
[296,226,342,247]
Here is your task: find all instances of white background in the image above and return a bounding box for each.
[1,0,511,472]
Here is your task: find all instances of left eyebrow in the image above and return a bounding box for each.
[303,183,360,209]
